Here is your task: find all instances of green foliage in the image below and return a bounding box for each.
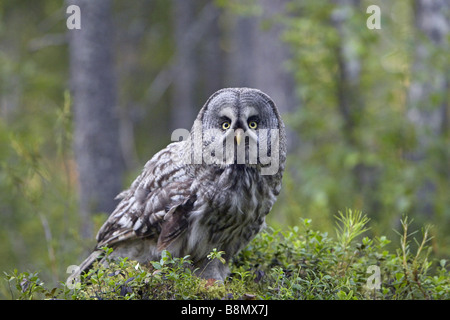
[271,0,450,256]
[0,0,448,300]
[4,211,450,300]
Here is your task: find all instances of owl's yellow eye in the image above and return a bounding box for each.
[222,121,231,130]
[248,121,258,129]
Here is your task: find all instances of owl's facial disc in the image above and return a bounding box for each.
[194,88,283,171]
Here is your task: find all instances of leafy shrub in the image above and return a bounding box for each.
[4,209,449,300]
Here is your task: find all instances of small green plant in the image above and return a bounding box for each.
[207,248,226,264]
[391,216,434,299]
[335,209,370,249]
[4,269,49,300]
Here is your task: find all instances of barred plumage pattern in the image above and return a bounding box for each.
[70,88,286,281]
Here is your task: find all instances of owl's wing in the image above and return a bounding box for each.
[156,194,196,251]
[94,141,194,250]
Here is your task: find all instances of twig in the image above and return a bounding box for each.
[39,213,58,283]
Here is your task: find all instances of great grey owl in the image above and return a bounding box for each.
[69,87,286,283]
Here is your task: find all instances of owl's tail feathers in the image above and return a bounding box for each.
[66,250,104,288]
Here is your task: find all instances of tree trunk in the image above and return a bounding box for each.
[407,0,449,217]
[171,0,199,131]
[226,0,299,151]
[408,0,448,140]
[67,0,124,239]
[331,0,380,212]
[201,3,225,97]
[331,0,362,141]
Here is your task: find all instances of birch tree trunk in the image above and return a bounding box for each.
[407,0,449,217]
[331,0,362,142]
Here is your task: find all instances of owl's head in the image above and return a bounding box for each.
[190,88,286,175]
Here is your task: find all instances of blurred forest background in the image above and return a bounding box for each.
[0,0,448,293]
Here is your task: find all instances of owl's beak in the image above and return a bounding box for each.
[235,128,244,146]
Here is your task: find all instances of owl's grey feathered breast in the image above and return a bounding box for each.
[72,87,286,281]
